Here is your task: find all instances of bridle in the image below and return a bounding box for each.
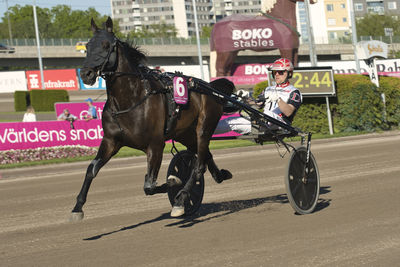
[97,37,118,77]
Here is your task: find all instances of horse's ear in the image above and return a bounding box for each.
[105,17,113,33]
[91,18,99,34]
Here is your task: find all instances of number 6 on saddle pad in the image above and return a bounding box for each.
[173,76,189,105]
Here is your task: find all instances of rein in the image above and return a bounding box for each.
[101,69,167,118]
[110,88,162,117]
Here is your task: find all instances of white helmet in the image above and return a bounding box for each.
[270,58,294,78]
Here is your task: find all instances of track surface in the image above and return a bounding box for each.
[1,132,399,266]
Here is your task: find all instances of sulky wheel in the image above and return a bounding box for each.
[166,150,204,216]
[285,146,320,214]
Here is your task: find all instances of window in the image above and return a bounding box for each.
[328,18,336,25]
[388,2,397,9]
[329,32,337,39]
[327,4,334,11]
[355,3,363,11]
[341,3,345,8]
[367,2,384,14]
[343,17,347,23]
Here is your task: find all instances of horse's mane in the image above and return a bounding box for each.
[119,40,147,65]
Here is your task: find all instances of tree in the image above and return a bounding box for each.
[0,5,52,39]
[0,4,115,39]
[356,14,400,38]
[125,21,177,39]
[200,25,213,38]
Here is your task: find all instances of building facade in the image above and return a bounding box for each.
[111,0,263,37]
[110,0,400,42]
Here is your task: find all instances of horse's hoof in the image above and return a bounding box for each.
[213,169,233,184]
[221,169,233,180]
[69,212,84,222]
[167,175,182,186]
[170,206,185,217]
[144,187,156,195]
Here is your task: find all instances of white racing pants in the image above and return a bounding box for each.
[214,110,287,135]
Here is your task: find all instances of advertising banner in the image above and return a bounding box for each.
[213,63,271,85]
[54,102,105,120]
[26,69,79,91]
[0,120,103,151]
[299,59,400,76]
[211,75,268,86]
[77,69,107,90]
[0,113,241,151]
[210,14,295,52]
[0,71,27,93]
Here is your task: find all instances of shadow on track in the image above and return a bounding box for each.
[84,187,331,240]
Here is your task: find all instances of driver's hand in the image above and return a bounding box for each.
[265,91,279,103]
[237,89,250,98]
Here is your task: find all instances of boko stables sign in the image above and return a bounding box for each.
[210,14,295,52]
[26,69,79,91]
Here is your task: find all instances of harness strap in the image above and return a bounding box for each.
[111,88,167,117]
[98,38,118,75]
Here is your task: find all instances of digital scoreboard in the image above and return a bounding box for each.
[268,67,336,97]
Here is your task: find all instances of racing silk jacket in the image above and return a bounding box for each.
[261,81,302,124]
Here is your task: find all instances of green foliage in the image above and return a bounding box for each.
[201,26,213,38]
[14,91,30,112]
[356,14,400,38]
[336,83,385,132]
[388,50,400,59]
[30,89,69,112]
[0,5,113,39]
[378,76,400,127]
[292,98,331,134]
[252,80,269,98]
[333,74,385,132]
[125,21,177,39]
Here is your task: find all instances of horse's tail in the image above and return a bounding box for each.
[209,78,235,96]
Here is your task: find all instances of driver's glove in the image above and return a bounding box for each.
[265,91,280,103]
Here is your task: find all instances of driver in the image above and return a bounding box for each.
[214,58,302,135]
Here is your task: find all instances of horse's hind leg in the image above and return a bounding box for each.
[70,137,121,221]
[206,150,232,184]
[171,115,226,217]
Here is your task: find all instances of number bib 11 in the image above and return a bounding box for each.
[173,76,188,105]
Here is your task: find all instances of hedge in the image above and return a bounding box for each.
[14,89,69,112]
[14,91,30,112]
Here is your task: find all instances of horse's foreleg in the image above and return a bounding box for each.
[143,141,166,195]
[70,138,121,221]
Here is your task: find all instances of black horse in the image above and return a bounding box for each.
[71,17,235,220]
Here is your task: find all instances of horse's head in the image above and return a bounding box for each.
[80,17,118,85]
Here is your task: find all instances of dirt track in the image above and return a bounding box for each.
[1,131,399,266]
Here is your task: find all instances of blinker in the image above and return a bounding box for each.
[82,31,117,71]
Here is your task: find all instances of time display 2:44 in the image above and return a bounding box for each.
[290,69,335,96]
